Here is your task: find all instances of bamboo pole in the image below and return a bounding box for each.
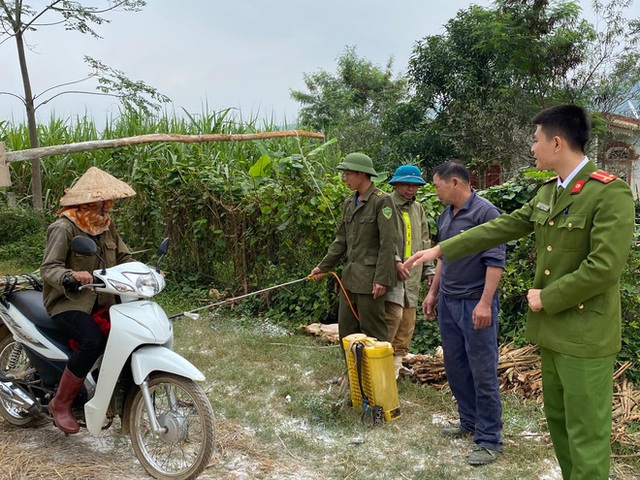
[4,130,325,163]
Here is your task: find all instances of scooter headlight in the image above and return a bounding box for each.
[136,273,160,297]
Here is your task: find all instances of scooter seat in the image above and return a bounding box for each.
[7,290,55,329]
[7,290,73,353]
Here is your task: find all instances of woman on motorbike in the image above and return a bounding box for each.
[40,167,136,434]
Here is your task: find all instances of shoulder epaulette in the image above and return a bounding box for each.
[543,176,559,184]
[374,190,384,197]
[589,170,617,184]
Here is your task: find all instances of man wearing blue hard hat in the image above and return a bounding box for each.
[385,165,435,378]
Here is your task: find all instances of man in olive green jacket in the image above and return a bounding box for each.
[403,105,635,480]
[384,165,435,376]
[310,153,398,342]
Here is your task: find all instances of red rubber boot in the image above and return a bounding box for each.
[48,367,84,434]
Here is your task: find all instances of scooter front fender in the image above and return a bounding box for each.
[131,345,205,384]
[85,346,205,435]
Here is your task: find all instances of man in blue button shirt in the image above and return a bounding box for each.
[422,159,505,466]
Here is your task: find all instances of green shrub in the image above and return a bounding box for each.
[409,312,442,354]
[0,207,48,272]
[1,111,347,324]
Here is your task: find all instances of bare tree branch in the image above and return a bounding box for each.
[19,0,64,33]
[0,90,27,105]
[35,89,118,109]
[0,0,156,209]
[33,73,99,99]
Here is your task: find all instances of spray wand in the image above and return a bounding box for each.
[169,276,310,320]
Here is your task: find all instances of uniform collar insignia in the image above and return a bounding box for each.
[571,179,585,194]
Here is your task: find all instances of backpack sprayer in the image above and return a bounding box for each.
[342,333,401,425]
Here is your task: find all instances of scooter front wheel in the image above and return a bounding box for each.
[129,373,215,480]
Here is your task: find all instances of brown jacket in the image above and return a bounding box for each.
[41,217,133,317]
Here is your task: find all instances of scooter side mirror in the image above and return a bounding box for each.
[155,237,170,273]
[157,238,170,256]
[70,236,106,274]
[70,236,98,256]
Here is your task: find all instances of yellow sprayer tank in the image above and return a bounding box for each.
[342,333,401,422]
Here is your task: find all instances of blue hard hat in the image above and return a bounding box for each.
[389,165,426,185]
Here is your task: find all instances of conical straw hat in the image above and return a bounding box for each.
[59,167,136,206]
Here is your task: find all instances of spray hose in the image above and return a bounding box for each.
[169,270,360,321]
[324,271,360,321]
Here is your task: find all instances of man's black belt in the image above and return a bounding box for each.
[446,291,484,300]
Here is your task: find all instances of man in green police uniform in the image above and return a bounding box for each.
[402,105,635,479]
[309,152,398,342]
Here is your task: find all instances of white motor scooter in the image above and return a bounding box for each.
[0,236,215,480]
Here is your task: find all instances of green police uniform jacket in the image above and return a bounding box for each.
[386,190,435,307]
[41,217,133,317]
[438,161,634,358]
[317,182,398,294]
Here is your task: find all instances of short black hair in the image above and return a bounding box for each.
[432,159,470,184]
[532,104,591,153]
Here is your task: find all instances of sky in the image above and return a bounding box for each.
[0,0,638,127]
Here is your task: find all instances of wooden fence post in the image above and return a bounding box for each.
[0,142,16,207]
[0,142,11,187]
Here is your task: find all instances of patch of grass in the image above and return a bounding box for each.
[168,310,640,480]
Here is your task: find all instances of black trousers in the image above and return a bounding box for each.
[52,310,107,378]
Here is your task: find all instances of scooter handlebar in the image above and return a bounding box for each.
[63,275,105,291]
[62,274,81,292]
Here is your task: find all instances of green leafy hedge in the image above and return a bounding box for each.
[1,114,638,380]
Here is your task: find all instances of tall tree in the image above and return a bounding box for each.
[406,0,640,177]
[408,0,594,177]
[291,46,408,170]
[574,0,640,117]
[0,0,169,210]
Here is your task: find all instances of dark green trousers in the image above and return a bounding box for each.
[338,290,388,342]
[541,347,615,480]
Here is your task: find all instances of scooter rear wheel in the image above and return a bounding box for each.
[128,372,215,480]
[0,335,41,427]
